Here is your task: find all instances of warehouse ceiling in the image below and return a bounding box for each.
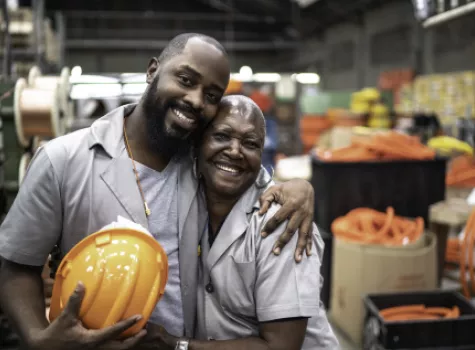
[27,0,393,52]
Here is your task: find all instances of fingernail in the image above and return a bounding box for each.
[261,231,267,238]
[298,254,303,261]
[75,282,84,292]
[135,315,143,322]
[274,247,281,255]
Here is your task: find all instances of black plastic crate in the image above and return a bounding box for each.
[363,290,475,350]
[310,157,447,233]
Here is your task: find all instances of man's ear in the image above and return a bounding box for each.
[146,57,159,84]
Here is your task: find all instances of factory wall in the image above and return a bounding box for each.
[65,49,289,74]
[64,1,475,86]
[294,1,475,90]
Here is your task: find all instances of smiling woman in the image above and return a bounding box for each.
[166,94,341,350]
[198,95,265,202]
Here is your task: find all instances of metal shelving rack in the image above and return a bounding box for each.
[1,0,65,80]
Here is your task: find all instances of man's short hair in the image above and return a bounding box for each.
[158,33,227,63]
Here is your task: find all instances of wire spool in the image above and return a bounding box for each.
[28,66,71,114]
[14,77,61,148]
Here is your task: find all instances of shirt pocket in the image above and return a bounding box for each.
[218,257,256,317]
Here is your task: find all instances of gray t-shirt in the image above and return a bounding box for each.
[135,159,184,337]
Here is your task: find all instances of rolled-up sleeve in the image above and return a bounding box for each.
[0,147,63,266]
[254,210,323,322]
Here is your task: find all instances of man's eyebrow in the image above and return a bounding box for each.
[178,65,225,93]
[178,64,201,77]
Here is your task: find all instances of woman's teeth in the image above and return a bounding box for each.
[216,163,240,174]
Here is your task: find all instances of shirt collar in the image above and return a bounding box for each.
[87,103,137,158]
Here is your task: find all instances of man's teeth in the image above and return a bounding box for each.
[216,164,240,174]
[174,109,194,123]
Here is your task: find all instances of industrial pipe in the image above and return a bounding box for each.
[423,2,475,28]
[66,39,299,51]
[64,10,265,23]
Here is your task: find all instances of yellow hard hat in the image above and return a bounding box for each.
[49,228,168,338]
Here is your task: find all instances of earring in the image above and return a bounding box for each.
[193,157,203,180]
[193,157,198,178]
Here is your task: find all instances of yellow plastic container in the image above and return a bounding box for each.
[360,87,381,102]
[371,103,389,117]
[350,101,371,114]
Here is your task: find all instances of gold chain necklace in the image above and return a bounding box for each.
[123,118,151,217]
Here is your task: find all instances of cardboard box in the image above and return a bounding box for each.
[329,232,438,345]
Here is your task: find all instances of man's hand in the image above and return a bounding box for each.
[30,282,146,350]
[259,179,314,262]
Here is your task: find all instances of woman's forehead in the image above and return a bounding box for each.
[215,110,262,127]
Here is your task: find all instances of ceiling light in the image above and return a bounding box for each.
[253,73,281,83]
[239,66,253,81]
[70,83,122,99]
[71,66,82,77]
[69,74,119,84]
[122,83,148,95]
[296,73,320,84]
[121,73,146,83]
[292,0,319,8]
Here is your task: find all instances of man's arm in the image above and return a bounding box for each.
[146,319,308,350]
[258,179,315,262]
[0,259,49,343]
[0,148,144,350]
[0,147,63,342]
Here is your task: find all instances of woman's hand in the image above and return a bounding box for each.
[133,323,182,349]
[259,179,314,262]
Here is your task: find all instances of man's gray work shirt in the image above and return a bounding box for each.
[0,104,205,337]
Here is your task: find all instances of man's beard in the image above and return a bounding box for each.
[142,77,196,159]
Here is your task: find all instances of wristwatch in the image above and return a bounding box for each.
[175,339,190,350]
